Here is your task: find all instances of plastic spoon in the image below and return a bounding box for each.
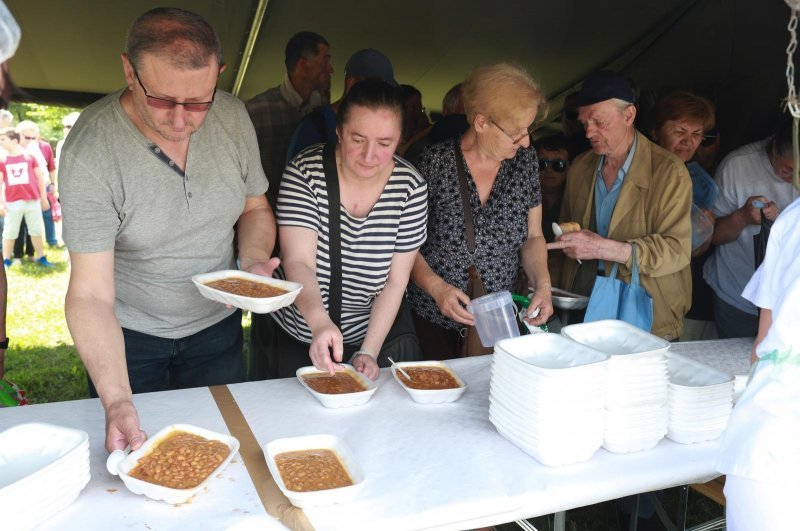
[388,356,412,380]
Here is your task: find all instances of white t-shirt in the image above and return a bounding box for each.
[703,138,800,314]
[716,196,800,484]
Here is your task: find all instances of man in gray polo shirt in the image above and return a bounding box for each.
[59,7,278,453]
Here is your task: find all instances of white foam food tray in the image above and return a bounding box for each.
[666,352,735,389]
[492,420,602,467]
[296,365,378,408]
[391,360,467,404]
[561,319,670,358]
[491,360,606,393]
[106,423,240,504]
[0,423,89,490]
[489,376,605,410]
[667,427,725,444]
[495,333,609,371]
[1,423,90,530]
[192,270,302,314]
[264,434,366,508]
[551,287,590,310]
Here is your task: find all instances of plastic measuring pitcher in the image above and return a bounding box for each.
[467,291,520,347]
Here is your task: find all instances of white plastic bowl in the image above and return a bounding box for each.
[296,365,377,408]
[391,361,467,404]
[192,270,302,314]
[264,434,366,508]
[106,423,240,504]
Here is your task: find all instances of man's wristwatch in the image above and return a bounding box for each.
[0,337,8,349]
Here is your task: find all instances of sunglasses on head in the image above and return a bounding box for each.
[539,159,568,172]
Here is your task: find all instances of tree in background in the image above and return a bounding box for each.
[8,102,81,147]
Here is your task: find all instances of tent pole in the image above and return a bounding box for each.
[231,0,270,97]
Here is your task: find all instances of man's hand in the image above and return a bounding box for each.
[740,195,777,224]
[241,257,281,278]
[431,281,475,326]
[104,399,146,453]
[351,352,380,380]
[547,229,607,262]
[309,320,344,375]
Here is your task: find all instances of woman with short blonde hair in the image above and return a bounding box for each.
[408,62,553,359]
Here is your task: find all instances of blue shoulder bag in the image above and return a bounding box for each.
[583,244,654,332]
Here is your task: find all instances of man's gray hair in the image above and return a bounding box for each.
[612,98,635,113]
[125,7,222,71]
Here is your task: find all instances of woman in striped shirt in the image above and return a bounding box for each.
[268,79,428,379]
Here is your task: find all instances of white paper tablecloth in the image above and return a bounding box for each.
[0,338,751,531]
[0,387,270,530]
[229,355,725,531]
[670,337,752,377]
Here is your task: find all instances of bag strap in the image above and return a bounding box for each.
[761,208,774,229]
[322,143,342,329]
[606,244,639,286]
[454,141,476,255]
[629,244,640,288]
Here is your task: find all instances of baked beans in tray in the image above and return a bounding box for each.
[107,424,240,504]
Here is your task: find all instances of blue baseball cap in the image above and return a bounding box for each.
[574,71,635,107]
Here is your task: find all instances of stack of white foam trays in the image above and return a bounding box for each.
[489,333,609,466]
[1,423,90,530]
[561,320,671,454]
[666,352,734,443]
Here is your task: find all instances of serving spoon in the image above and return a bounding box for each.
[388,356,412,380]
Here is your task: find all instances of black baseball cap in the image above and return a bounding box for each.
[574,71,635,107]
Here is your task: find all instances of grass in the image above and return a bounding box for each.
[2,249,723,529]
[3,247,88,403]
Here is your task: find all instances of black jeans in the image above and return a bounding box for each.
[712,294,758,339]
[88,310,244,397]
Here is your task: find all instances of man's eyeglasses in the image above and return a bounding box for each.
[489,119,534,144]
[23,135,36,141]
[134,71,215,112]
[539,159,569,172]
[63,124,72,130]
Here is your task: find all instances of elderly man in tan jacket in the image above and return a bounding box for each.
[548,71,692,340]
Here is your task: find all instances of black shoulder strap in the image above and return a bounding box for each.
[322,143,342,328]
[454,141,476,255]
